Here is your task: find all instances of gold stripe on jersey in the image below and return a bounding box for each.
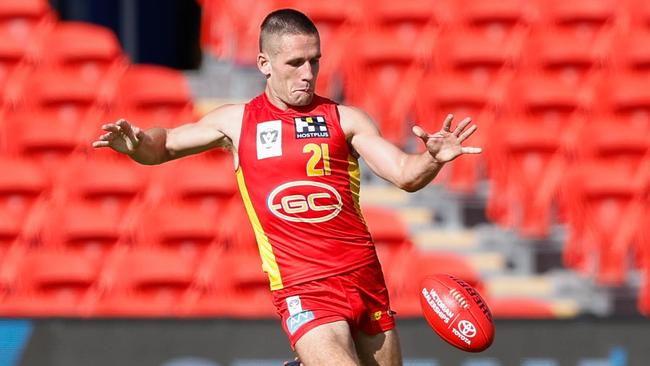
[235,167,284,290]
[347,154,366,226]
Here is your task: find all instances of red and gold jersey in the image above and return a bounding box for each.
[236,93,378,290]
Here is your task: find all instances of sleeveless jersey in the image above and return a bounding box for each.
[236,93,378,290]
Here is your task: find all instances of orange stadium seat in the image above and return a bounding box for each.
[56,155,149,216]
[576,118,650,174]
[362,205,412,266]
[19,69,106,125]
[415,73,497,193]
[222,251,276,318]
[94,248,197,317]
[39,21,127,86]
[115,64,195,128]
[597,74,650,132]
[38,201,128,259]
[0,34,33,93]
[0,209,21,248]
[363,0,444,40]
[505,74,591,133]
[486,121,570,237]
[451,0,536,42]
[0,0,53,43]
[436,30,521,89]
[156,155,238,217]
[522,29,610,88]
[132,202,219,259]
[489,297,556,319]
[561,163,647,285]
[539,0,620,40]
[216,196,258,254]
[0,250,101,317]
[4,112,84,167]
[182,250,277,318]
[0,155,49,221]
[611,31,650,80]
[344,29,430,145]
[628,0,650,31]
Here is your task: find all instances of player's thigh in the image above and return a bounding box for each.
[294,320,360,366]
[354,329,403,366]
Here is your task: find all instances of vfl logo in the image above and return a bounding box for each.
[267,181,342,223]
[260,128,279,145]
[457,320,477,338]
[257,120,282,160]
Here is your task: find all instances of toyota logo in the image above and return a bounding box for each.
[457,320,477,338]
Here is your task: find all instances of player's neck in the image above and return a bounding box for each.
[264,86,291,111]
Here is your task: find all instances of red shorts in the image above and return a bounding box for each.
[272,260,396,348]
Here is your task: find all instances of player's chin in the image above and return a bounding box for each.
[291,91,314,106]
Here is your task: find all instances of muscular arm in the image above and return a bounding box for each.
[93,104,243,165]
[339,106,480,192]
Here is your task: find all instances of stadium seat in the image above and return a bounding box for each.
[0,34,32,92]
[611,31,650,80]
[597,74,650,132]
[94,248,197,317]
[0,0,53,43]
[222,251,276,318]
[561,163,647,285]
[362,205,412,263]
[38,201,128,259]
[576,118,650,174]
[451,0,535,42]
[19,69,105,125]
[132,202,219,259]
[505,74,592,133]
[4,112,83,167]
[216,196,258,254]
[486,121,570,237]
[157,155,238,217]
[0,155,49,221]
[56,155,149,216]
[116,64,195,128]
[436,30,521,89]
[343,29,430,145]
[539,0,620,40]
[363,0,444,41]
[415,73,497,193]
[0,250,101,317]
[522,29,610,88]
[628,0,650,31]
[639,268,650,316]
[0,209,21,248]
[40,21,127,86]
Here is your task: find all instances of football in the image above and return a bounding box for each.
[419,273,494,352]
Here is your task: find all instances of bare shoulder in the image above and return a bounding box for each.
[337,104,379,139]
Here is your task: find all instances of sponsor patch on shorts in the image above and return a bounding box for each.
[286,311,315,335]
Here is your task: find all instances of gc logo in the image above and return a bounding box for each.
[457,320,477,338]
[267,181,342,223]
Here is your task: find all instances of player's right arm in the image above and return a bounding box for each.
[91,104,243,165]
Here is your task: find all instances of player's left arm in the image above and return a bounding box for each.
[339,105,481,192]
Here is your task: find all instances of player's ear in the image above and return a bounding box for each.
[257,52,271,77]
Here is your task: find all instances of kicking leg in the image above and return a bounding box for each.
[294,320,360,366]
[354,329,403,366]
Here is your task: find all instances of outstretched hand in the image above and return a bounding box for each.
[412,114,482,163]
[91,119,145,154]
